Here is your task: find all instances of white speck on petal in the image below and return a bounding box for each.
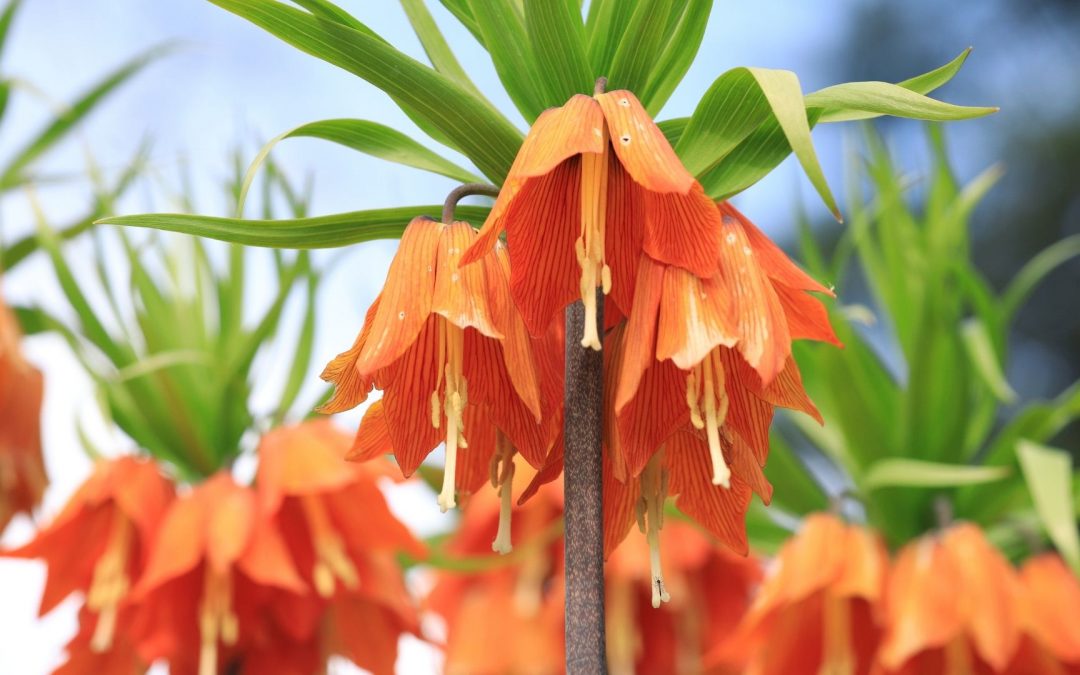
[593,127,603,137]
[726,233,737,244]
[398,311,406,320]
[620,134,631,145]
[619,98,630,107]
[451,273,460,282]
[743,246,752,256]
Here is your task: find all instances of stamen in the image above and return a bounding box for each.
[438,323,468,512]
[198,567,237,675]
[491,433,515,555]
[577,124,610,350]
[87,509,133,652]
[686,367,704,430]
[640,449,671,608]
[300,495,359,597]
[702,352,731,488]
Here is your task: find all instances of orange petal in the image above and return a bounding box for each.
[327,483,427,561]
[604,151,645,317]
[256,421,356,514]
[834,525,889,603]
[109,457,174,539]
[615,343,688,477]
[728,348,823,424]
[205,476,257,575]
[716,212,791,385]
[603,446,641,559]
[721,347,775,465]
[519,433,563,505]
[665,430,752,555]
[504,158,583,336]
[432,221,502,339]
[726,430,773,504]
[132,483,212,597]
[773,282,842,347]
[456,404,498,497]
[642,184,725,279]
[326,595,407,675]
[655,265,738,369]
[354,216,441,375]
[1019,555,1080,662]
[725,201,834,296]
[378,317,443,477]
[347,400,393,463]
[320,295,381,413]
[596,90,694,194]
[237,515,307,593]
[614,256,663,413]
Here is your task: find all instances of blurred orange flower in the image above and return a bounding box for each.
[255,419,425,675]
[876,522,1021,674]
[5,456,173,654]
[0,294,47,532]
[321,216,554,512]
[1003,554,1080,674]
[715,513,888,675]
[128,472,308,675]
[461,90,724,349]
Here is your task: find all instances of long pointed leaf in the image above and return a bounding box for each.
[399,0,484,96]
[525,0,593,101]
[1018,441,1080,573]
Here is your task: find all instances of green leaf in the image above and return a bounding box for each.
[585,0,635,75]
[862,458,1010,490]
[675,68,771,176]
[98,205,491,249]
[525,0,593,102]
[639,0,712,115]
[435,0,485,45]
[0,44,170,191]
[1001,234,1080,323]
[469,0,546,119]
[657,117,688,147]
[960,318,1016,403]
[399,0,482,94]
[208,0,523,182]
[237,118,482,215]
[607,0,676,94]
[806,81,997,124]
[1018,441,1080,573]
[0,1,19,67]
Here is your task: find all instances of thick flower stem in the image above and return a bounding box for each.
[442,182,500,224]
[564,293,607,675]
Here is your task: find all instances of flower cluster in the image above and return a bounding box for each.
[5,421,422,675]
[322,90,838,601]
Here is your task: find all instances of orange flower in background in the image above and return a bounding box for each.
[321,216,553,512]
[461,90,724,349]
[715,513,888,675]
[0,294,48,532]
[606,521,762,675]
[5,456,173,654]
[1005,554,1080,674]
[53,606,146,675]
[128,471,307,675]
[876,522,1021,675]
[255,420,425,675]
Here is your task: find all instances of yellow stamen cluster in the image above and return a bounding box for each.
[86,510,133,652]
[687,350,731,487]
[300,494,359,597]
[433,319,468,512]
[576,125,611,351]
[489,432,516,555]
[637,449,671,608]
[198,567,238,675]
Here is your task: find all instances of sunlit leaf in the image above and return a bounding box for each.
[607,0,677,94]
[470,0,547,119]
[960,318,1016,403]
[862,458,1010,490]
[639,0,712,115]
[1018,441,1080,573]
[676,68,771,176]
[98,205,491,249]
[399,0,483,96]
[585,0,635,75]
[806,81,996,124]
[525,0,593,102]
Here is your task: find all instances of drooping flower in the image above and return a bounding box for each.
[875,522,1021,674]
[53,606,146,675]
[461,89,725,349]
[713,513,888,675]
[0,293,48,532]
[605,521,762,675]
[1004,554,1080,674]
[321,216,554,512]
[254,419,425,675]
[4,456,174,654]
[128,471,308,675]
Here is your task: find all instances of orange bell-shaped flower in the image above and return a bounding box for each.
[1004,554,1080,674]
[876,522,1022,674]
[461,90,725,350]
[716,513,888,675]
[321,217,554,512]
[0,293,47,532]
[5,456,174,654]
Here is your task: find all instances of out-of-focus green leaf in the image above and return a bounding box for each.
[98,205,491,249]
[273,269,318,425]
[470,0,546,119]
[399,0,482,95]
[960,318,1016,403]
[0,0,21,66]
[764,433,830,514]
[607,0,676,94]
[525,0,593,102]
[1001,234,1080,323]
[237,119,482,214]
[640,0,711,115]
[806,82,996,124]
[209,0,522,181]
[1018,441,1080,573]
[0,45,170,191]
[863,458,1010,490]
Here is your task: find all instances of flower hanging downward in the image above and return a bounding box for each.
[461,89,724,349]
[321,217,553,512]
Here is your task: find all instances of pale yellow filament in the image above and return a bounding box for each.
[436,322,468,512]
[198,567,238,675]
[820,593,855,675]
[701,352,731,488]
[638,449,671,608]
[576,127,610,350]
[490,433,515,555]
[300,494,359,597]
[87,509,133,652]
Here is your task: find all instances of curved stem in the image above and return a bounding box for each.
[594,76,607,96]
[442,182,500,224]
